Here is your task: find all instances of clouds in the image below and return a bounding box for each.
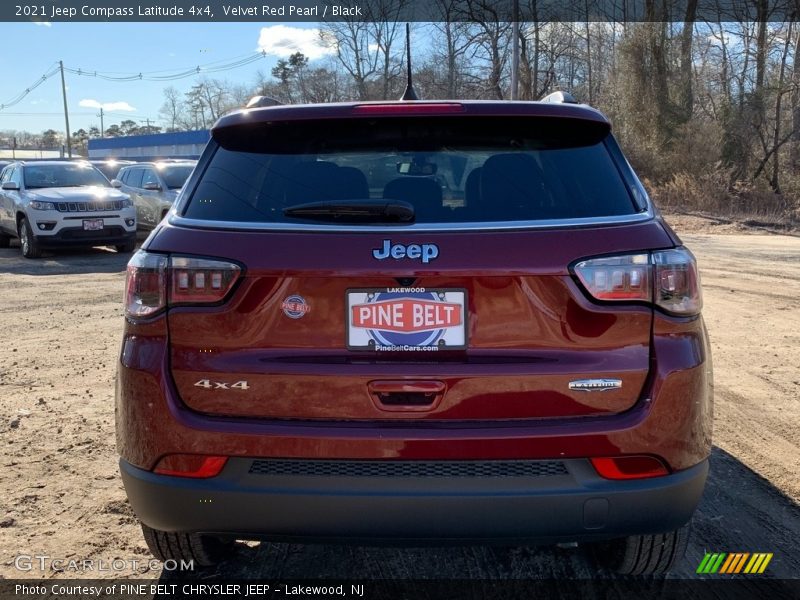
[257,25,334,61]
[78,99,136,112]
[33,21,52,27]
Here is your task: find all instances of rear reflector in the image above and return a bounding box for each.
[590,456,669,480]
[154,455,228,478]
[124,251,241,318]
[573,247,702,315]
[352,103,465,115]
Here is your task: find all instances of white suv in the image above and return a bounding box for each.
[0,160,137,258]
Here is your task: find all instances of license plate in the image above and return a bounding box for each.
[347,288,467,351]
[82,219,103,231]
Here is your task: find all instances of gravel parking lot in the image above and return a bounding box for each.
[0,224,798,582]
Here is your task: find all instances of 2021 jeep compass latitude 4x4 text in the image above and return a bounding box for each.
[116,98,712,575]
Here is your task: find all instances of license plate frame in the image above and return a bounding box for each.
[346,287,467,352]
[82,218,104,231]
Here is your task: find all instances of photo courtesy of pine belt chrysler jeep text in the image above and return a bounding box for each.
[116,96,712,576]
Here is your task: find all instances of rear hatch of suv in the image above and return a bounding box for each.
[150,103,673,421]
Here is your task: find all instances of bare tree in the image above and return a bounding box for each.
[322,18,380,100]
[159,86,183,132]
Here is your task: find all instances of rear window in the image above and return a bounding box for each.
[183,117,638,225]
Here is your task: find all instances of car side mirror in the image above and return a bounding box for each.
[1,181,19,191]
[110,179,122,188]
[143,182,162,191]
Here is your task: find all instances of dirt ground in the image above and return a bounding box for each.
[0,216,798,582]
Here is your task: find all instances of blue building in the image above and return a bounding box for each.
[88,130,210,161]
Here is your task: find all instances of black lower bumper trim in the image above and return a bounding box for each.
[121,457,708,543]
[36,227,135,248]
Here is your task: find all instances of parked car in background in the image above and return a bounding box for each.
[0,160,136,258]
[90,159,135,182]
[117,98,712,575]
[114,160,197,230]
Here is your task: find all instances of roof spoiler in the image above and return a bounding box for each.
[540,91,579,104]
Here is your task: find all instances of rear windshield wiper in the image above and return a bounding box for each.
[283,199,415,223]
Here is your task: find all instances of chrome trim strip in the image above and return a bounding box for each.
[167,206,654,233]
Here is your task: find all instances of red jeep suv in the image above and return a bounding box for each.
[116,98,712,575]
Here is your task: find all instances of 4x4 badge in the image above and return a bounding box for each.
[372,240,439,264]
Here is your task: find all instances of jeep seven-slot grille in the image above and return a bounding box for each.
[56,200,123,212]
[248,460,569,478]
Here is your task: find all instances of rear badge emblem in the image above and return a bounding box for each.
[282,295,310,319]
[372,239,439,264]
[568,379,622,392]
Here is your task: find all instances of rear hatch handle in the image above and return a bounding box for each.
[367,380,446,412]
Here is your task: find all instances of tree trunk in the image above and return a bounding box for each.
[678,0,698,121]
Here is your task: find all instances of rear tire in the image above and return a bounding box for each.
[141,524,234,568]
[116,240,136,253]
[18,217,43,259]
[591,523,690,575]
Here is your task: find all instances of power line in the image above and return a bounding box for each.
[0,50,270,115]
[64,51,268,82]
[0,63,59,110]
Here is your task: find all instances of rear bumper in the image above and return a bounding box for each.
[120,457,708,543]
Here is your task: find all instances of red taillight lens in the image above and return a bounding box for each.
[652,248,702,315]
[573,247,701,316]
[352,103,465,115]
[573,253,650,301]
[124,252,241,318]
[590,456,669,480]
[169,256,241,305]
[125,251,168,318]
[154,454,228,478]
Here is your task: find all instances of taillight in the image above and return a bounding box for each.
[590,456,669,480]
[652,247,702,315]
[124,251,241,318]
[169,256,241,305]
[572,253,650,301]
[124,251,167,318]
[573,247,702,316]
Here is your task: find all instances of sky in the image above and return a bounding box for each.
[0,21,336,135]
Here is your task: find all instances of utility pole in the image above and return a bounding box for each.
[98,107,104,137]
[59,60,72,157]
[511,0,520,100]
